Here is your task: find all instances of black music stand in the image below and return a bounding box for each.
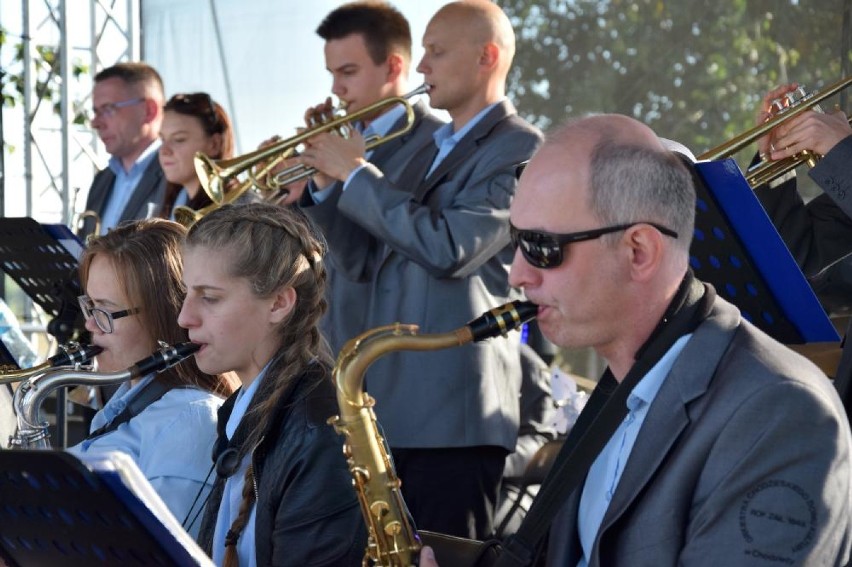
[687,158,839,345]
[0,218,86,343]
[0,449,213,567]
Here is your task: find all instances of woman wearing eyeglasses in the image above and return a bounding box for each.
[157,92,235,221]
[67,218,237,536]
[179,202,364,567]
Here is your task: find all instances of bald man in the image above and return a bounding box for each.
[420,113,852,566]
[300,0,543,539]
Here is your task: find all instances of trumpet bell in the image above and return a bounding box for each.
[183,84,429,227]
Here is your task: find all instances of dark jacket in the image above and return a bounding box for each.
[197,361,366,566]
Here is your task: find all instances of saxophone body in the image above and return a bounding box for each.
[329,300,537,567]
[10,342,200,449]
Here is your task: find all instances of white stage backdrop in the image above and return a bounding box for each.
[143,0,448,155]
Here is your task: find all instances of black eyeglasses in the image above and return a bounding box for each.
[510,222,679,269]
[91,97,145,120]
[78,295,140,334]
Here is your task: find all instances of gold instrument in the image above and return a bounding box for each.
[329,300,537,566]
[9,342,199,448]
[698,75,852,188]
[0,342,102,385]
[174,84,429,227]
[75,210,101,238]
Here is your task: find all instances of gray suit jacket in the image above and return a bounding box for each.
[548,295,852,566]
[300,101,445,353]
[754,135,852,277]
[314,100,542,450]
[79,153,166,239]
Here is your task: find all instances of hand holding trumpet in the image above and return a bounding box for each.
[757,82,852,161]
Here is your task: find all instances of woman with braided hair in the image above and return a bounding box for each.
[179,201,364,566]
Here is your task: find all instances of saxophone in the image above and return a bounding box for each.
[329,300,537,567]
[0,342,103,385]
[10,342,200,449]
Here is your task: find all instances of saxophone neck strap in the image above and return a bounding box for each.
[497,273,714,567]
[84,379,172,441]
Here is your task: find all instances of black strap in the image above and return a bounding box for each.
[497,274,714,567]
[85,379,172,440]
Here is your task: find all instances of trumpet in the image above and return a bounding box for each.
[0,342,103,385]
[175,85,429,227]
[698,75,852,188]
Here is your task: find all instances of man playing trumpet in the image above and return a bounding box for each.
[299,0,543,540]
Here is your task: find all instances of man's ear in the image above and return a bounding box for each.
[269,286,297,324]
[625,225,665,282]
[387,53,405,83]
[143,97,160,123]
[479,42,499,69]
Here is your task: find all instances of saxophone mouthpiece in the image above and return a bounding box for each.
[467,300,537,342]
[130,342,201,378]
[48,343,103,367]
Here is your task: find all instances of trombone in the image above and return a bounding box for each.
[174,84,429,227]
[698,75,852,188]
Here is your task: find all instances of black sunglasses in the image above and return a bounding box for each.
[510,222,679,269]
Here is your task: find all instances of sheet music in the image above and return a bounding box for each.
[75,450,215,566]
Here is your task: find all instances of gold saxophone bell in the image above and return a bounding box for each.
[698,75,852,188]
[175,84,429,228]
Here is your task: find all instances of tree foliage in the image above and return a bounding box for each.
[500,0,850,165]
[0,27,89,126]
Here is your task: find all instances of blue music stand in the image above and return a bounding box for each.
[688,158,839,344]
[0,450,213,567]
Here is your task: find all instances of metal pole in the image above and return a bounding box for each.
[208,0,241,153]
[22,0,33,219]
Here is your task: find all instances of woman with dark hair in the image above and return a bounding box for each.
[180,202,364,566]
[158,92,235,220]
[68,218,237,536]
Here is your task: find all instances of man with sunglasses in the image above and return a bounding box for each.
[79,62,167,239]
[421,113,852,566]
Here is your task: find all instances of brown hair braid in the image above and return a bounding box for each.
[185,202,332,560]
[222,464,256,567]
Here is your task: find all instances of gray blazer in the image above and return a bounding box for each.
[547,295,852,566]
[79,154,166,239]
[300,101,445,354]
[318,100,543,450]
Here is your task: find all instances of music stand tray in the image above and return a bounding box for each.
[0,449,214,567]
[690,158,839,344]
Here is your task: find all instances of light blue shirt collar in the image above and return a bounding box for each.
[107,138,161,176]
[363,103,407,142]
[213,362,272,567]
[577,333,693,567]
[427,100,502,177]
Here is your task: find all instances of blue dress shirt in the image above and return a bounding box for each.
[211,365,270,567]
[99,139,161,234]
[425,100,502,177]
[67,374,223,537]
[577,333,692,567]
